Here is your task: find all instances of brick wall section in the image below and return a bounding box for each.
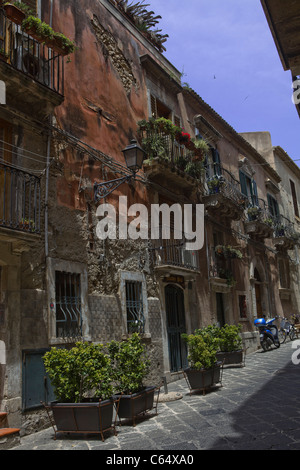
[88,295,123,342]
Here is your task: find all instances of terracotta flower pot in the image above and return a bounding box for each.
[4,4,26,25]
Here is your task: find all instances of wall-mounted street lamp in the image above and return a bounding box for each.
[94,139,146,202]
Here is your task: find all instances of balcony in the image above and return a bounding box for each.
[139,121,205,196]
[203,165,247,220]
[244,197,274,240]
[208,247,236,293]
[0,161,41,238]
[273,215,299,251]
[0,9,64,117]
[150,236,200,275]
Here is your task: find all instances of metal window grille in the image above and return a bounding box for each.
[55,271,82,339]
[125,281,145,334]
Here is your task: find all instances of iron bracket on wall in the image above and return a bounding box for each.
[94,174,133,201]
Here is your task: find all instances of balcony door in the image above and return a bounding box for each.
[0,120,12,228]
[165,284,188,372]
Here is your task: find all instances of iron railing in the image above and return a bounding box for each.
[55,271,82,339]
[273,214,299,241]
[246,197,274,226]
[151,236,200,271]
[125,280,145,334]
[0,9,64,94]
[139,128,196,166]
[0,161,41,234]
[205,164,247,206]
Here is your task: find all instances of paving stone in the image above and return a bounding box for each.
[9,342,300,451]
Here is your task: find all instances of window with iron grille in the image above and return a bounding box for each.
[125,281,145,334]
[55,271,82,338]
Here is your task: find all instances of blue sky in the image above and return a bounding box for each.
[146,0,300,168]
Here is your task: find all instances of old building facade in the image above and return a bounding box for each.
[0,0,299,431]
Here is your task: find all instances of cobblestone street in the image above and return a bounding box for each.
[10,341,300,452]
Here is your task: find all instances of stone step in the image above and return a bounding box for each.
[0,427,21,449]
[0,427,20,438]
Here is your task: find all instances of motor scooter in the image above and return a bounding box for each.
[254,317,280,351]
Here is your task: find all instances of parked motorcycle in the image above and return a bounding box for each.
[254,317,280,351]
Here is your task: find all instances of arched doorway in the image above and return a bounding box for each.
[165,284,188,372]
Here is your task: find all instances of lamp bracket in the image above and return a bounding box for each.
[94,174,133,201]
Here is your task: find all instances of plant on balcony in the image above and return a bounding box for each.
[219,268,236,287]
[140,133,167,161]
[19,217,35,231]
[138,117,181,139]
[21,16,75,55]
[215,245,242,260]
[225,245,243,259]
[207,175,225,193]
[185,160,204,180]
[4,2,26,24]
[263,217,274,227]
[247,206,261,221]
[193,137,210,157]
[175,130,191,145]
[276,224,286,237]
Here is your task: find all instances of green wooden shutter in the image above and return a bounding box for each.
[239,170,248,196]
[252,180,258,205]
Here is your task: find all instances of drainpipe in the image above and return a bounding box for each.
[45,120,51,258]
[45,0,54,259]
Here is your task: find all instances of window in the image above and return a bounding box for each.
[238,294,247,319]
[55,271,82,338]
[150,94,171,119]
[125,281,145,334]
[239,170,258,205]
[278,259,290,289]
[290,180,299,218]
[267,193,279,219]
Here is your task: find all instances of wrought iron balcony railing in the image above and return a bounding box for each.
[151,236,200,272]
[139,128,200,170]
[0,9,64,94]
[273,214,299,242]
[205,164,247,206]
[246,197,274,226]
[0,161,41,234]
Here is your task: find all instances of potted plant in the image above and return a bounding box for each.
[224,245,243,259]
[21,16,75,56]
[43,342,118,441]
[219,268,236,287]
[4,2,26,25]
[247,206,261,221]
[263,217,274,227]
[108,333,158,427]
[216,324,244,366]
[185,160,203,179]
[181,329,223,395]
[207,175,225,193]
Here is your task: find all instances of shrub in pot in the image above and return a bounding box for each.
[181,329,222,395]
[216,324,244,366]
[43,342,117,441]
[108,333,157,426]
